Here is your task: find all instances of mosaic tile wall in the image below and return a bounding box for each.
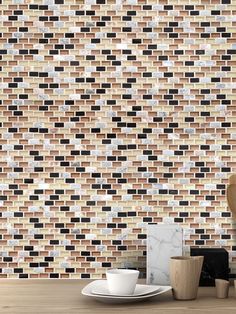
[0,0,236,279]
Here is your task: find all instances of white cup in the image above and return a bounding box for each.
[106,269,139,295]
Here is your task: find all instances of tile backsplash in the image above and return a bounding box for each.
[0,0,236,279]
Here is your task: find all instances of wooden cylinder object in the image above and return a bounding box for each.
[233,280,236,297]
[170,256,204,300]
[229,174,236,185]
[227,174,236,218]
[215,279,229,299]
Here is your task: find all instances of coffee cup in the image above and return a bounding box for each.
[106,269,139,295]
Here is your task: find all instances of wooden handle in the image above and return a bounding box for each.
[229,174,236,185]
[227,175,236,217]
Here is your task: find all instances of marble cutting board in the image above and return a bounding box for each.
[147,224,183,285]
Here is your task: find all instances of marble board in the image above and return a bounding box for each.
[147,224,183,285]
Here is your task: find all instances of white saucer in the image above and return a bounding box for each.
[81,280,172,304]
[92,282,161,297]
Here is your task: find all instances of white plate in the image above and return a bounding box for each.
[82,280,172,303]
[91,282,161,297]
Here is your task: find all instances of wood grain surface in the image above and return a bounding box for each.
[227,184,236,217]
[0,279,236,314]
[170,256,203,300]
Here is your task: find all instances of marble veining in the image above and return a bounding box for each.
[147,224,183,285]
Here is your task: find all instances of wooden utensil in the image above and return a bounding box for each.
[215,279,229,299]
[170,256,204,300]
[227,174,236,217]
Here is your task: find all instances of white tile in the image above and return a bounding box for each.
[147,224,183,285]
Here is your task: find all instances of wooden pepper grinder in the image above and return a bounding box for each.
[227,174,236,217]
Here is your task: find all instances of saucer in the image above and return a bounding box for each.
[81,280,172,304]
[92,282,161,297]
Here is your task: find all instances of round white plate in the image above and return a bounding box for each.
[81,280,172,304]
[91,282,161,297]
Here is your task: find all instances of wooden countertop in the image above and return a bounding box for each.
[0,279,236,314]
